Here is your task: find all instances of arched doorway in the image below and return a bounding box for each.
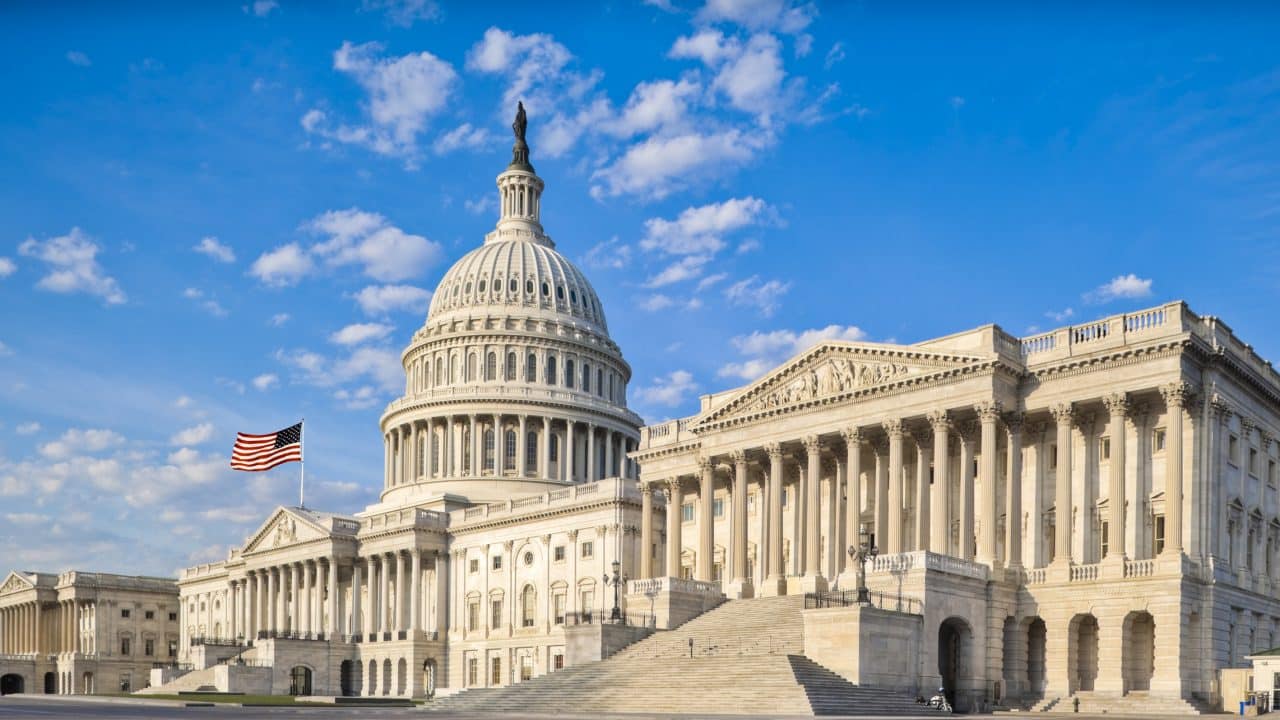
[82,672,94,694]
[938,617,973,709]
[1122,611,1155,693]
[0,674,23,695]
[289,666,312,696]
[43,672,55,695]
[339,660,354,697]
[423,659,437,699]
[1069,613,1100,692]
[367,660,377,697]
[1026,617,1047,700]
[381,659,392,696]
[397,658,407,697]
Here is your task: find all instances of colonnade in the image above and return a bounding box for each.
[0,602,39,655]
[347,549,444,640]
[384,415,637,488]
[0,600,93,656]
[232,558,339,640]
[639,386,1194,591]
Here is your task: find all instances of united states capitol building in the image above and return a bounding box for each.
[5,113,1280,715]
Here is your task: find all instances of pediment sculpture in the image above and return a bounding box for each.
[744,357,914,413]
[272,517,298,547]
[0,574,30,594]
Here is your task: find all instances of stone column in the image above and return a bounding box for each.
[665,478,684,578]
[367,557,379,637]
[542,417,552,478]
[929,412,952,555]
[884,420,905,554]
[842,429,863,566]
[267,567,279,632]
[1104,393,1130,560]
[444,416,454,477]
[384,433,391,488]
[640,483,654,579]
[411,549,423,634]
[434,551,449,636]
[33,600,41,655]
[382,553,394,634]
[290,563,301,632]
[765,444,786,595]
[469,414,478,475]
[697,458,715,582]
[587,424,597,481]
[913,429,931,552]
[424,419,434,479]
[977,401,1002,567]
[495,414,505,474]
[1161,383,1192,557]
[518,415,528,476]
[566,420,576,482]
[1005,412,1025,570]
[959,423,977,561]
[301,563,312,634]
[873,438,889,552]
[352,560,364,638]
[326,559,338,636]
[729,450,752,597]
[605,429,615,478]
[1051,403,1075,564]
[396,551,407,632]
[228,580,238,640]
[801,437,826,591]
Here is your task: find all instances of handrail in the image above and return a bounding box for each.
[804,590,922,615]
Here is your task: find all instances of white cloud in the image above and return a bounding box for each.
[305,41,458,162]
[249,243,314,287]
[16,422,40,435]
[711,33,787,121]
[244,0,278,17]
[353,284,433,315]
[330,322,394,346]
[5,512,50,525]
[639,294,675,312]
[645,255,712,288]
[695,0,816,34]
[306,208,443,282]
[361,0,441,27]
[634,370,698,408]
[18,227,126,304]
[718,324,868,381]
[1046,307,1075,323]
[276,345,402,396]
[641,196,775,256]
[433,123,493,154]
[252,373,279,391]
[736,238,761,253]
[66,50,91,67]
[464,195,495,215]
[669,29,739,65]
[193,236,235,263]
[609,78,701,137]
[182,287,227,317]
[39,428,125,459]
[0,257,15,277]
[169,423,214,446]
[1084,274,1154,304]
[334,385,381,410]
[0,341,11,357]
[696,272,728,291]
[724,275,791,316]
[590,129,769,200]
[173,395,192,409]
[270,313,291,327]
[824,41,846,69]
[582,237,632,270]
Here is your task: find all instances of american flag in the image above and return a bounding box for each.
[230,422,303,472]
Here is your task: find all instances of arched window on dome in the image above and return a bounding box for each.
[484,429,495,473]
[467,353,477,382]
[526,353,537,382]
[570,289,577,305]
[526,279,534,295]
[509,278,517,294]
[462,426,472,473]
[485,352,497,382]
[526,431,537,471]
[417,435,426,478]
[431,432,440,476]
[550,434,559,462]
[504,430,516,471]
[478,279,486,293]
[565,359,575,388]
[451,354,460,384]
[506,352,517,381]
[546,356,557,385]
[556,285,565,301]
[608,373,614,401]
[597,368,604,397]
[435,357,443,386]
[582,363,590,393]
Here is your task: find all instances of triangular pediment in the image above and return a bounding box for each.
[0,571,34,596]
[242,507,330,555]
[695,341,990,428]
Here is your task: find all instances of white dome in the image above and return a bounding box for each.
[426,238,608,334]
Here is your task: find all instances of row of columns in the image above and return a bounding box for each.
[348,550,445,639]
[1,602,39,655]
[639,386,1194,591]
[232,559,339,640]
[0,600,93,656]
[384,415,637,488]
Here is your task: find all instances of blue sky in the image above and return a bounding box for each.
[1,1,1278,576]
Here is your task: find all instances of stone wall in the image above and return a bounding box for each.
[563,622,654,666]
[802,605,921,693]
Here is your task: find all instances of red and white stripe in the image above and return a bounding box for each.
[229,430,301,472]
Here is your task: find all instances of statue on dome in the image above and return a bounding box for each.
[509,101,533,171]
[513,101,528,143]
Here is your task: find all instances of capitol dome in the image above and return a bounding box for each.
[374,104,642,508]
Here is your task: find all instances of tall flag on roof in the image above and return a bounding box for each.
[230,422,303,472]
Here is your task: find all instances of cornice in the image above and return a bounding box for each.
[448,495,641,536]
[1028,340,1187,382]
[381,394,645,432]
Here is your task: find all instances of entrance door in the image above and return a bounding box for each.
[43,672,56,695]
[0,674,23,695]
[289,666,312,696]
[339,660,353,697]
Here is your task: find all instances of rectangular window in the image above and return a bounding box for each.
[554,546,565,562]
[554,593,566,624]
[713,498,725,518]
[468,602,480,632]
[580,590,594,617]
[681,503,694,523]
[491,656,502,686]
[1154,515,1166,554]
[1101,437,1111,461]
[1250,448,1259,476]
[168,640,177,658]
[121,637,131,655]
[119,673,131,693]
[1153,428,1167,452]
[491,599,503,629]
[553,653,564,670]
[1230,435,1240,465]
[469,558,479,574]
[144,610,155,620]
[167,612,177,622]
[1271,460,1278,487]
[492,554,503,571]
[1101,521,1110,557]
[581,541,593,559]
[144,639,155,656]
[1050,444,1058,469]
[1273,671,1280,690]
[121,609,131,619]
[520,655,533,681]
[468,657,479,687]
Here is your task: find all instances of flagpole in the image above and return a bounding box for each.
[299,418,306,509]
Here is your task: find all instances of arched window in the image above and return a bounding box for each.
[435,357,443,386]
[550,435,559,461]
[505,352,517,381]
[484,429,495,471]
[526,353,537,382]
[485,352,497,381]
[597,369,604,396]
[582,363,590,392]
[547,356,557,385]
[505,430,517,468]
[462,427,472,471]
[565,359,575,388]
[467,353,477,382]
[526,431,538,469]
[521,585,536,627]
[431,433,440,475]
[607,373,614,400]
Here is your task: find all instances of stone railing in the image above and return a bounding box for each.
[868,551,990,581]
[627,576,723,597]
[361,507,448,534]
[1069,563,1100,582]
[1123,558,1156,578]
[454,477,634,525]
[639,418,694,450]
[0,653,36,661]
[1019,301,1189,363]
[1023,567,1047,585]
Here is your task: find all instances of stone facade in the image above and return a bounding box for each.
[0,570,179,695]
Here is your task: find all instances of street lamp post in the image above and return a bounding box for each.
[603,559,627,622]
[846,528,879,605]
